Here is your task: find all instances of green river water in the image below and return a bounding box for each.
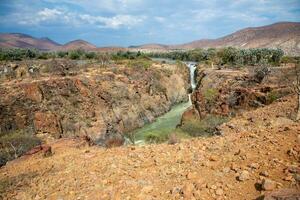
[130,97,192,145]
[126,58,196,145]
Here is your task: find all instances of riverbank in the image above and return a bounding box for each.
[128,96,192,144]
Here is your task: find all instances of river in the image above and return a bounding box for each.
[126,58,197,145]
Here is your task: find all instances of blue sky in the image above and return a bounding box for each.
[0,0,299,47]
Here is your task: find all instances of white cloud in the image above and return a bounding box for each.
[13,7,144,29]
[44,0,145,13]
[38,8,62,20]
[79,14,145,29]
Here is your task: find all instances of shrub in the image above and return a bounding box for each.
[253,65,270,83]
[266,91,279,104]
[0,130,41,166]
[145,131,169,143]
[128,58,152,69]
[204,88,218,104]
[85,51,97,59]
[179,115,228,137]
[37,52,50,59]
[69,51,81,60]
[57,51,68,58]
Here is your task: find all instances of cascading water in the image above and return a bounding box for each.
[128,59,197,145]
[186,62,197,91]
[185,62,197,103]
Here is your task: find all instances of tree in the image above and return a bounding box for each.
[97,53,110,67]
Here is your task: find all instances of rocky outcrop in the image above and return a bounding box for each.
[0,61,189,146]
[181,65,295,125]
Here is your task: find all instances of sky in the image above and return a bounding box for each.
[0,0,299,47]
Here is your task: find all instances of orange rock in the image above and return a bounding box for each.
[34,112,61,138]
[21,83,43,102]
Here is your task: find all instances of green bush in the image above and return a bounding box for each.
[0,130,41,166]
[146,47,285,67]
[69,51,81,60]
[144,131,169,143]
[57,51,68,58]
[204,88,218,104]
[266,91,279,103]
[128,58,152,69]
[37,52,50,59]
[85,51,97,59]
[180,115,228,137]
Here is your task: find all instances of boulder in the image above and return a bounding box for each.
[262,188,300,200]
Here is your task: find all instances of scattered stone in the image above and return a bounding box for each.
[262,179,277,191]
[259,171,269,177]
[249,163,259,169]
[186,172,198,180]
[194,180,205,190]
[222,167,230,173]
[209,155,218,161]
[215,188,224,196]
[142,185,153,194]
[210,185,217,190]
[262,188,300,200]
[237,170,250,181]
[286,166,300,174]
[283,175,293,182]
[231,163,239,172]
[181,183,195,199]
[294,174,300,183]
[287,148,297,157]
[168,133,180,145]
[171,187,181,195]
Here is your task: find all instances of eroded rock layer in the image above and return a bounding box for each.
[0,61,189,146]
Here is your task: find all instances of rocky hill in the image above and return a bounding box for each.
[0,34,98,51]
[134,22,300,55]
[61,40,97,51]
[0,33,61,51]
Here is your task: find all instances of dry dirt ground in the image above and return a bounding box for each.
[0,95,299,200]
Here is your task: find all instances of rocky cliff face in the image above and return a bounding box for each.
[181,64,295,128]
[0,60,189,146]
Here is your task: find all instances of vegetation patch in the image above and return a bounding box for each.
[179,115,229,137]
[147,47,285,67]
[0,130,41,166]
[204,88,219,105]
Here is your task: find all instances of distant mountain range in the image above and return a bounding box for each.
[133,22,300,56]
[0,33,97,51]
[0,22,299,55]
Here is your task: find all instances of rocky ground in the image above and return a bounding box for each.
[0,94,299,200]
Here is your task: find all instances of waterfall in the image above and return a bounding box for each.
[186,62,197,91]
[185,62,197,104]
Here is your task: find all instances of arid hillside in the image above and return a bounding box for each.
[0,33,61,51]
[0,61,299,199]
[0,94,299,200]
[134,22,300,56]
[0,34,98,51]
[61,40,97,51]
